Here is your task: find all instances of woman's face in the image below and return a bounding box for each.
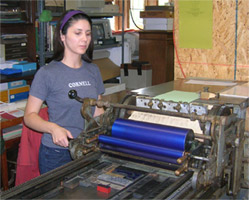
[61,19,91,56]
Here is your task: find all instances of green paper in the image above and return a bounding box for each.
[39,10,52,22]
[178,0,213,49]
[154,90,199,103]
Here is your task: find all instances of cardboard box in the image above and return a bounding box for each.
[9,85,30,95]
[93,58,120,82]
[0,85,30,103]
[140,10,174,18]
[0,90,9,102]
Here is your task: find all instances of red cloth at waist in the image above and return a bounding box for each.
[15,107,48,186]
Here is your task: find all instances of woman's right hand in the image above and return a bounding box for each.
[24,95,73,148]
[51,124,74,147]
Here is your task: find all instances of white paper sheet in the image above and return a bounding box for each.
[129,111,203,134]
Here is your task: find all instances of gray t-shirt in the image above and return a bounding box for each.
[30,60,105,149]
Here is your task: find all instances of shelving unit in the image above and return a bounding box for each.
[36,0,125,67]
[36,0,64,67]
[0,0,36,63]
[0,1,37,84]
[0,1,37,190]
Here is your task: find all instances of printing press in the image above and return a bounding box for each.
[2,79,248,199]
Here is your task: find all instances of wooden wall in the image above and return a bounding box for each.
[173,0,249,81]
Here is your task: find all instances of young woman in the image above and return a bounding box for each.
[24,10,105,174]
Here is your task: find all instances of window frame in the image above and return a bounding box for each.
[114,0,159,31]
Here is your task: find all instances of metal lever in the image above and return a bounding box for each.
[68,90,84,103]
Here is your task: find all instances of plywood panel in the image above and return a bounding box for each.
[174,0,249,81]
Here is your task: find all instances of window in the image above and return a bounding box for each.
[111,0,170,31]
[158,0,170,6]
[129,1,144,30]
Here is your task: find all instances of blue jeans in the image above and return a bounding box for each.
[39,143,72,174]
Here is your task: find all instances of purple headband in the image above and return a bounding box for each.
[60,10,85,30]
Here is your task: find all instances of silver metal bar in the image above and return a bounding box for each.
[190,155,209,162]
[194,133,212,140]
[94,99,222,123]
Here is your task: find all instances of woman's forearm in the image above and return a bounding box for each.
[24,112,57,134]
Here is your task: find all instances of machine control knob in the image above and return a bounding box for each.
[68,90,83,103]
[68,90,77,99]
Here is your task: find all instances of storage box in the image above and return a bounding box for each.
[143,18,173,30]
[0,85,30,103]
[0,90,9,102]
[8,80,27,89]
[13,62,37,72]
[9,85,29,95]
[120,62,152,90]
[9,91,29,103]
[9,85,30,103]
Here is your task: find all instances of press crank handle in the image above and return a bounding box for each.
[68,90,84,103]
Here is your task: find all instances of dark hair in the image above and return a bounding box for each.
[51,10,94,63]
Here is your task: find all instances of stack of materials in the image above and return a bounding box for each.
[0,80,30,103]
[0,1,25,23]
[140,6,174,31]
[0,34,28,61]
